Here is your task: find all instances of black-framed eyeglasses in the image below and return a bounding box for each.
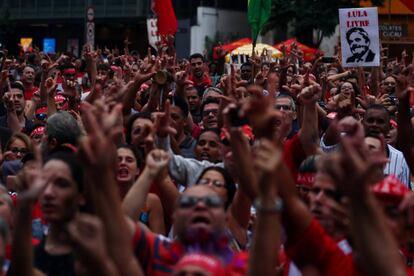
[10,147,28,155]
[178,195,223,209]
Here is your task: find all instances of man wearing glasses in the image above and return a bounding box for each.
[133,185,248,275]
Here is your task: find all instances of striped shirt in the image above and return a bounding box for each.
[320,136,411,189]
[384,145,411,188]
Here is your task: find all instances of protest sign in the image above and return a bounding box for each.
[339,7,380,67]
[147,18,161,50]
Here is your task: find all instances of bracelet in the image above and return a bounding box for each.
[254,197,283,213]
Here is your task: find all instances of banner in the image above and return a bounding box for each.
[147,18,161,50]
[152,0,177,36]
[339,7,380,67]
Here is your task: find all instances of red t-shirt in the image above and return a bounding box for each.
[283,133,307,180]
[287,219,362,275]
[132,225,248,276]
[286,219,414,276]
[24,86,39,100]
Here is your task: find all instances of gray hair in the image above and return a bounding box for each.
[45,111,81,146]
[276,94,296,112]
[202,87,222,102]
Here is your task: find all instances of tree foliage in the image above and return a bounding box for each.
[265,0,385,47]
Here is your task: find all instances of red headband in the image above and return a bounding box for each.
[296,172,316,187]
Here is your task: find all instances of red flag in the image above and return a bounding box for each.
[401,0,414,13]
[152,0,178,36]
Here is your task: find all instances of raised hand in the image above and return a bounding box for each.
[145,149,170,177]
[326,120,387,198]
[239,85,285,141]
[45,75,58,98]
[254,139,282,172]
[3,93,15,112]
[16,146,47,203]
[62,78,78,99]
[153,100,177,137]
[297,83,321,106]
[78,103,122,172]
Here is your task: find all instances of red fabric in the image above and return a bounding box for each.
[24,86,39,100]
[191,124,202,139]
[212,38,252,60]
[152,0,178,35]
[372,175,410,203]
[274,39,321,62]
[220,125,254,142]
[286,219,362,276]
[283,133,307,181]
[401,0,414,13]
[132,225,248,276]
[188,74,212,90]
[287,219,414,276]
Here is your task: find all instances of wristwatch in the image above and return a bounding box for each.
[254,197,283,213]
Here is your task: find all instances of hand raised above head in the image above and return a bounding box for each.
[145,149,170,177]
[78,103,123,171]
[153,100,177,138]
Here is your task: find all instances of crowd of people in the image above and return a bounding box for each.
[0,36,412,276]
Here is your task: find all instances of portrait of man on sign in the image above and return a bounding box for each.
[345,27,376,63]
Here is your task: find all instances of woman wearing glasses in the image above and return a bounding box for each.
[4,132,32,161]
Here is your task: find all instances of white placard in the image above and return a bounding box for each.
[147,18,160,50]
[339,7,380,67]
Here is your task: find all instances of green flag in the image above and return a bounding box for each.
[248,0,271,43]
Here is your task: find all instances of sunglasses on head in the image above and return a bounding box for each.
[178,195,223,209]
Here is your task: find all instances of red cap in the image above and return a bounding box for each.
[35,107,47,115]
[174,253,225,276]
[30,126,45,138]
[372,175,410,203]
[55,94,66,103]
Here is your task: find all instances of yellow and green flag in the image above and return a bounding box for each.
[248,0,271,43]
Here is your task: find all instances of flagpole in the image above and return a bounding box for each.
[251,37,256,84]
